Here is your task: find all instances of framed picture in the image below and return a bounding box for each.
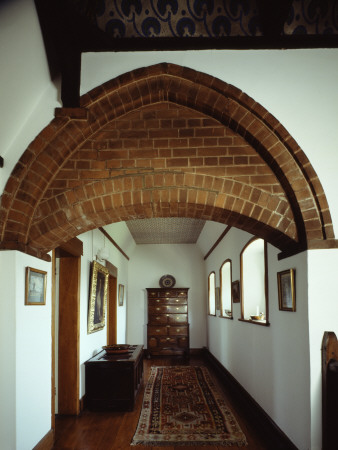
[277,269,296,311]
[25,267,47,305]
[88,261,109,334]
[215,287,220,311]
[118,284,124,306]
[232,280,240,303]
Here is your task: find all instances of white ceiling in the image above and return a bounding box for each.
[126,218,206,244]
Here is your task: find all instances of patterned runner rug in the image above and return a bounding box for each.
[131,366,247,446]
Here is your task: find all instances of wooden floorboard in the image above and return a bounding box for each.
[53,354,271,449]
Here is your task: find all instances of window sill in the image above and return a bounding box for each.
[219,314,233,320]
[238,318,270,327]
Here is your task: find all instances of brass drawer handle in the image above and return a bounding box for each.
[156,329,160,332]
[156,307,160,310]
[156,299,160,302]
[167,338,170,341]
[177,329,180,332]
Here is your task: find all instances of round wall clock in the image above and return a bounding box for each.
[159,274,176,288]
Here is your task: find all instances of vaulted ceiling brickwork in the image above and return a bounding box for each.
[0,63,335,260]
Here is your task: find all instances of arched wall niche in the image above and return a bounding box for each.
[0,63,335,261]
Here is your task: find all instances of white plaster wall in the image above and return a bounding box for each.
[307,249,338,450]
[197,222,228,256]
[0,0,60,194]
[77,223,132,398]
[0,252,17,449]
[127,244,207,349]
[0,251,52,450]
[15,253,52,450]
[203,228,310,450]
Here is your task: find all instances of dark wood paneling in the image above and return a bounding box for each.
[55,237,83,258]
[107,275,117,345]
[58,256,80,415]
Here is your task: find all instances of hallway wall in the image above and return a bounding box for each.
[127,243,207,349]
[77,223,134,399]
[0,0,59,195]
[0,251,52,450]
[202,227,310,449]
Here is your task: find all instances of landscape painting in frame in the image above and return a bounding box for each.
[25,267,47,305]
[88,260,109,333]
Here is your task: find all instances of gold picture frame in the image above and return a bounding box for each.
[277,269,296,312]
[88,260,109,334]
[25,267,47,305]
[118,284,124,306]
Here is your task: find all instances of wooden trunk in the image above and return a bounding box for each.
[85,345,144,411]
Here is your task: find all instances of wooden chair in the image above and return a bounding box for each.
[322,331,338,450]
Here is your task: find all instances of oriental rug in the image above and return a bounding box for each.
[131,366,247,446]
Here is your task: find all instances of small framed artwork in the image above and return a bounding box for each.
[215,287,220,311]
[88,261,109,334]
[232,280,240,303]
[118,284,124,306]
[25,267,47,305]
[277,269,296,311]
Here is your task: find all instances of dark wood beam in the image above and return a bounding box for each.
[256,0,293,36]
[55,237,83,258]
[99,227,130,261]
[35,0,338,109]
[204,226,232,260]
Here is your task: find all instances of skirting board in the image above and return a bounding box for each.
[144,348,202,358]
[203,348,298,450]
[32,429,54,450]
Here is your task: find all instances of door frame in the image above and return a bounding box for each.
[107,274,117,345]
[106,260,118,345]
[52,238,83,424]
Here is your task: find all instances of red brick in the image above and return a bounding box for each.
[166,158,189,168]
[1,64,332,256]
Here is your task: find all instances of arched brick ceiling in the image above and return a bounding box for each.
[0,63,335,260]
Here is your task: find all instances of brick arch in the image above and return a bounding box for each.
[0,63,335,260]
[28,175,295,254]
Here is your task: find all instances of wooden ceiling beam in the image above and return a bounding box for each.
[35,0,338,109]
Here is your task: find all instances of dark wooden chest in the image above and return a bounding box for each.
[85,345,144,411]
[147,288,189,357]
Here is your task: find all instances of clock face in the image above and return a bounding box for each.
[159,274,176,288]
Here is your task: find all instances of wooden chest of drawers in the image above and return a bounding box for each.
[147,288,189,357]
